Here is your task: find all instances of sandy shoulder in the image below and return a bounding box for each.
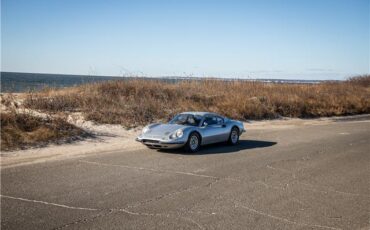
[0,116,143,168]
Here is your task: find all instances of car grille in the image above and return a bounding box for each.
[142,139,160,144]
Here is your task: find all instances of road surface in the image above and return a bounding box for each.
[1,119,370,229]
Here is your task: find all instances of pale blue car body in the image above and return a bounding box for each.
[136,112,245,149]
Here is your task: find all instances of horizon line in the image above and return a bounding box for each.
[2,70,366,81]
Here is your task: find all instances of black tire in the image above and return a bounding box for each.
[185,132,201,153]
[228,127,239,145]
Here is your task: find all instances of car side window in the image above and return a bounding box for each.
[187,115,201,126]
[202,117,210,126]
[216,117,224,125]
[203,116,217,126]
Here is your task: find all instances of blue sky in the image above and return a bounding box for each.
[1,0,369,79]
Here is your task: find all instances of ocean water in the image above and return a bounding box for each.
[0,72,324,93]
[0,72,123,92]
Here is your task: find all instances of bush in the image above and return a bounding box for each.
[1,112,85,151]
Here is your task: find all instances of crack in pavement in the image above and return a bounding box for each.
[266,165,370,197]
[2,158,222,230]
[6,160,357,230]
[1,180,352,230]
[1,194,204,230]
[0,195,99,211]
[81,158,367,199]
[52,207,204,230]
[181,216,206,230]
[267,164,297,178]
[79,160,218,179]
[79,159,366,214]
[234,202,342,230]
[54,208,205,230]
[126,177,221,209]
[296,182,370,197]
[53,210,114,230]
[113,208,205,230]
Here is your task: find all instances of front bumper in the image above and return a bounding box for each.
[136,137,186,149]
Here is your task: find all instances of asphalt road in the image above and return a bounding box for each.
[1,119,369,230]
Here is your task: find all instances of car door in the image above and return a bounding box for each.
[201,115,228,144]
[216,116,231,141]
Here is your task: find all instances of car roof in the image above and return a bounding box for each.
[180,111,220,117]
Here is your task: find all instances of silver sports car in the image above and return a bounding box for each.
[136,112,245,152]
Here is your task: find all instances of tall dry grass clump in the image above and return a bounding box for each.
[0,111,85,151]
[347,75,370,87]
[24,75,370,127]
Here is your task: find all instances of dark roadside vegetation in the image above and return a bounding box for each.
[1,75,369,151]
[1,90,86,151]
[0,111,85,151]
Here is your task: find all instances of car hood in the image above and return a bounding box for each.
[144,124,186,138]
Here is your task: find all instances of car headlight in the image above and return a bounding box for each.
[170,129,184,139]
[175,129,183,138]
[142,126,150,134]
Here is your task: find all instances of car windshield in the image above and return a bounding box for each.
[169,114,202,126]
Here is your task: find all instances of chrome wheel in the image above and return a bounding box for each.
[231,130,238,143]
[189,135,199,151]
[230,129,239,144]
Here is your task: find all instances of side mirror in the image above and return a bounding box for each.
[203,122,208,127]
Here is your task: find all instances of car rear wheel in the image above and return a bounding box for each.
[228,127,239,145]
[185,132,201,153]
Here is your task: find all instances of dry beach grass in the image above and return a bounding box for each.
[23,75,370,127]
[0,108,85,151]
[1,75,369,152]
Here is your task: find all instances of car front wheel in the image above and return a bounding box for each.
[228,127,239,145]
[185,132,201,153]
